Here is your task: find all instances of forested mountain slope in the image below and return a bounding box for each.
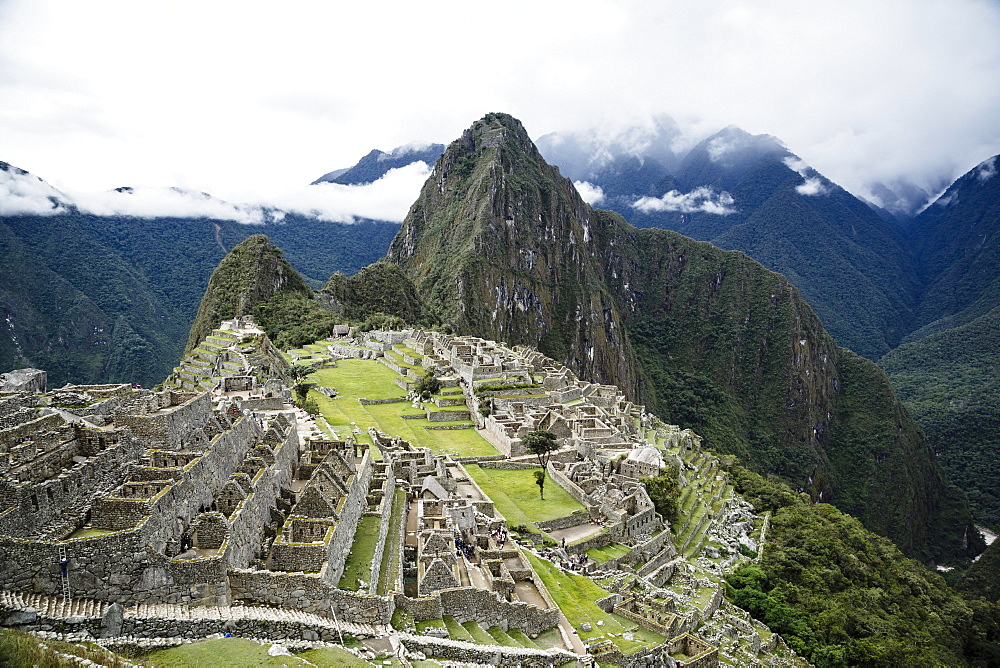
[385,112,977,562]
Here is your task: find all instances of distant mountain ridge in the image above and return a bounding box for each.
[312,143,445,186]
[0,161,398,387]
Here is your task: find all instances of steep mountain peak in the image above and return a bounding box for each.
[379,111,975,560]
[387,112,640,396]
[185,234,311,351]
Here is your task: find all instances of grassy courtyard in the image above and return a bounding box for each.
[464,465,584,525]
[525,553,665,656]
[307,360,499,457]
[339,515,382,590]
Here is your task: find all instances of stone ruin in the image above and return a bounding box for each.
[0,324,803,667]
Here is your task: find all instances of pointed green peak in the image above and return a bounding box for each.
[185,234,311,351]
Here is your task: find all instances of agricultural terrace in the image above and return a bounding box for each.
[307,360,499,457]
[525,553,666,656]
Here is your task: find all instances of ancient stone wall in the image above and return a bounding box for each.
[366,475,396,594]
[398,634,575,667]
[321,449,375,586]
[228,568,393,623]
[437,586,560,636]
[546,462,592,506]
[116,393,212,451]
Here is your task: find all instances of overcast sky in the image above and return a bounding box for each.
[2,0,999,221]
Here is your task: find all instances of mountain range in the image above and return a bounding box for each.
[176,115,1000,664]
[2,115,999,545]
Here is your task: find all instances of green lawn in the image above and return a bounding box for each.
[586,543,631,564]
[443,615,474,642]
[309,360,498,457]
[486,625,524,647]
[339,515,382,590]
[465,465,584,525]
[142,638,323,666]
[526,553,665,655]
[462,621,497,644]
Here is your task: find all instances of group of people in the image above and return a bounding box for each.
[539,548,592,576]
[454,536,476,560]
[491,525,508,548]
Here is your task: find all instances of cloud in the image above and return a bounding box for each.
[259,161,431,223]
[977,157,997,182]
[70,187,270,223]
[1,160,431,224]
[0,162,69,215]
[783,156,829,196]
[573,180,605,205]
[0,0,998,212]
[633,187,736,215]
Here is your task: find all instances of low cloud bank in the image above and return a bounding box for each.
[633,186,736,215]
[0,161,431,224]
[0,163,70,216]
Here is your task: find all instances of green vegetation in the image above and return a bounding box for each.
[185,235,317,351]
[141,637,313,666]
[586,543,630,564]
[308,360,498,457]
[525,553,665,655]
[881,306,1000,532]
[339,515,382,590]
[323,261,432,326]
[960,539,1000,602]
[728,464,1000,667]
[0,628,133,667]
[465,465,584,525]
[443,615,473,642]
[522,430,559,469]
[642,465,681,523]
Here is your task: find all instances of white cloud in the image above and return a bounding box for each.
[70,187,269,223]
[977,157,997,182]
[782,157,810,178]
[0,0,998,210]
[573,180,605,205]
[257,161,432,223]
[633,187,736,215]
[783,156,829,196]
[796,178,828,196]
[0,163,69,215]
[2,161,431,224]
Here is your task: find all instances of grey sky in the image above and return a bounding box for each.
[1,0,998,221]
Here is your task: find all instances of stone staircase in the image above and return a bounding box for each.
[0,591,391,638]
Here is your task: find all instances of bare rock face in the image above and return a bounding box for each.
[99,602,124,637]
[0,368,46,393]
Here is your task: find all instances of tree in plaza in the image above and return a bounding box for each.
[523,430,559,469]
[534,470,546,499]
